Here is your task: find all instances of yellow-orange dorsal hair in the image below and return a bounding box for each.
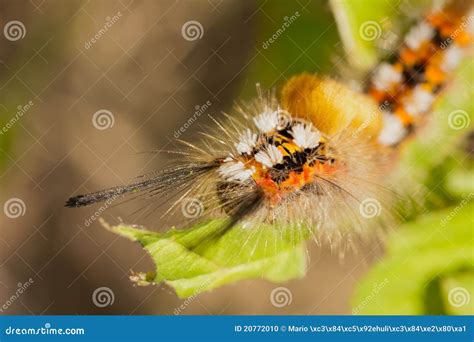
[281,73,382,138]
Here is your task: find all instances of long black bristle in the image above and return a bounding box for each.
[65,161,221,208]
[65,195,89,207]
[65,186,130,208]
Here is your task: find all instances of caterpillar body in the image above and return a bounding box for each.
[66,1,472,251]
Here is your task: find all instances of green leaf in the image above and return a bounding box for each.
[101,219,307,298]
[352,203,474,314]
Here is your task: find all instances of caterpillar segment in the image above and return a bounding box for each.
[281,2,473,147]
[66,1,472,249]
[370,2,473,146]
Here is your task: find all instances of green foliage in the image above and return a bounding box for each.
[337,0,474,315]
[352,203,473,314]
[440,272,474,315]
[242,0,340,98]
[329,0,430,70]
[102,219,307,298]
[329,0,393,69]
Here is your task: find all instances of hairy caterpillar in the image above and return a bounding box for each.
[66,1,472,251]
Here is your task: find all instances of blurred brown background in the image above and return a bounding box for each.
[0,0,380,315]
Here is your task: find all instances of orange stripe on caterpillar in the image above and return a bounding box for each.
[366,2,472,146]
